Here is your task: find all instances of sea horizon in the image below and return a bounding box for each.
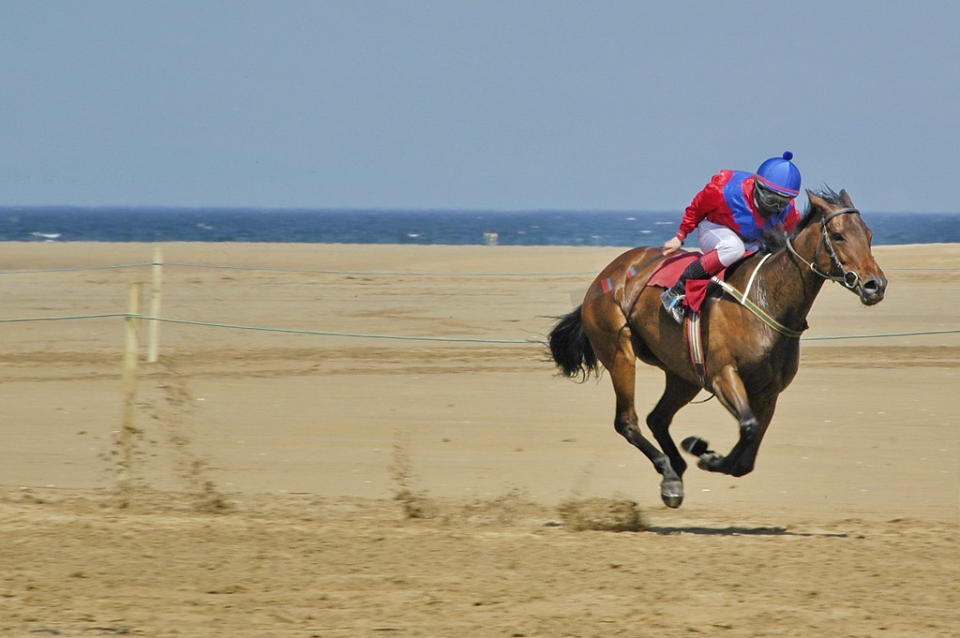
[1,206,957,246]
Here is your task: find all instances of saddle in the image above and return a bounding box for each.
[646,250,754,388]
[647,251,749,314]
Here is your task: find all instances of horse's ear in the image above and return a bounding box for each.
[806,189,828,215]
[839,189,855,208]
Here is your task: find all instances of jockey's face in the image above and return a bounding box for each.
[754,181,793,215]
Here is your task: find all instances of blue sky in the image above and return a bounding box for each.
[1,1,956,212]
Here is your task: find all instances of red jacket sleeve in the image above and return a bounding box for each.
[677,175,725,242]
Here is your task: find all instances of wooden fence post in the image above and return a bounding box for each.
[147,247,163,363]
[119,282,142,486]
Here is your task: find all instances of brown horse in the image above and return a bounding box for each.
[548,188,887,508]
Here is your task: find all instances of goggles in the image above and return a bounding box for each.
[755,181,794,213]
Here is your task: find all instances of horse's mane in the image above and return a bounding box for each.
[794,185,844,233]
[759,185,844,254]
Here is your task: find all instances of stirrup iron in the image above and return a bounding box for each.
[660,289,686,324]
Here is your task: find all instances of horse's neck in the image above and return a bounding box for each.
[742,235,826,329]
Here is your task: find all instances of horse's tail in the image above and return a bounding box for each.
[548,306,599,380]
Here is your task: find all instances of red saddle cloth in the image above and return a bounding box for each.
[647,252,736,314]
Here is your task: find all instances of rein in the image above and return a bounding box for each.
[711,206,863,338]
[710,275,805,338]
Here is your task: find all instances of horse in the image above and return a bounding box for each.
[548,188,887,508]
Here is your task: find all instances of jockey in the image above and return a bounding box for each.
[659,151,802,323]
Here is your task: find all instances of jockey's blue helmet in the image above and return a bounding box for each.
[755,151,801,198]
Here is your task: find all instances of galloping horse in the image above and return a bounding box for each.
[548,189,887,508]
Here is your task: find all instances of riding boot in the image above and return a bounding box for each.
[660,250,725,324]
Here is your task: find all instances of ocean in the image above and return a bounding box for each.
[0,207,957,246]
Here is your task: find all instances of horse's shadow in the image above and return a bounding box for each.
[646,525,849,538]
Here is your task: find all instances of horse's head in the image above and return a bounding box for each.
[793,188,887,305]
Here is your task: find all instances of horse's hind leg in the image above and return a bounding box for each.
[600,340,685,507]
[646,371,703,500]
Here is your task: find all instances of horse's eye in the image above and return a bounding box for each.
[831,232,844,241]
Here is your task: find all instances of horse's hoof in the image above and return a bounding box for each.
[681,436,710,457]
[697,452,723,471]
[660,479,684,508]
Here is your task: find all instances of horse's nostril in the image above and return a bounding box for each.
[863,279,884,296]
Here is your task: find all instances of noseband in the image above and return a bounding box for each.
[786,207,863,291]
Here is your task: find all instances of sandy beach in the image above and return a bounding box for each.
[1,241,958,637]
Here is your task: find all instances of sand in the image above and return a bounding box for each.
[0,241,957,637]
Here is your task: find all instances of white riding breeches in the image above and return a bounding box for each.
[696,220,760,267]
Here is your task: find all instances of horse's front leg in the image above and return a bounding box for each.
[606,348,683,507]
[684,365,775,477]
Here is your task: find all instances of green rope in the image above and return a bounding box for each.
[801,329,960,341]
[0,313,131,322]
[0,264,154,275]
[0,312,956,344]
[131,314,547,344]
[0,312,546,344]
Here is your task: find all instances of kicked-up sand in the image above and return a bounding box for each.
[0,241,957,637]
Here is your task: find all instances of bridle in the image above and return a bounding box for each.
[785,207,864,292]
[711,206,866,340]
